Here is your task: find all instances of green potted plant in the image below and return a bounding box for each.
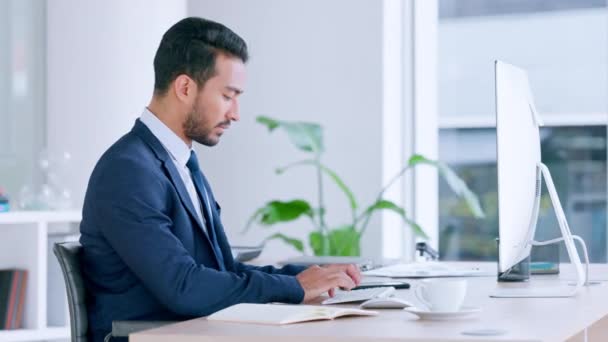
[243,116,485,256]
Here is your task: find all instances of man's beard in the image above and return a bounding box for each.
[183,103,218,147]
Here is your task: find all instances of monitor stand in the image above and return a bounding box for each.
[491,163,589,298]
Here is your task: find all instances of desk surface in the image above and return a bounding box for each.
[131,263,608,342]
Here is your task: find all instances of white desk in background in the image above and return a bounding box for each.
[131,262,608,342]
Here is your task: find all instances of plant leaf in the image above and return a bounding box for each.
[282,122,323,153]
[319,164,357,211]
[363,199,429,239]
[265,233,304,253]
[401,217,428,240]
[242,206,267,233]
[256,115,324,154]
[256,116,279,131]
[364,199,403,215]
[309,231,324,256]
[255,200,314,226]
[435,162,485,219]
[309,226,361,256]
[328,225,360,256]
[407,154,485,219]
[407,154,428,167]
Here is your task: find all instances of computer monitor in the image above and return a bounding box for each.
[495,60,542,275]
[493,60,587,298]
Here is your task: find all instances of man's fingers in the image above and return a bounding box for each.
[344,264,362,285]
[298,264,359,302]
[325,264,362,286]
[334,272,356,290]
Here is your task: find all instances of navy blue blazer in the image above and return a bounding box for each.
[80,120,305,341]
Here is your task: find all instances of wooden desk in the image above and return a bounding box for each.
[131,263,608,342]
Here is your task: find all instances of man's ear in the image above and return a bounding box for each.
[173,75,197,103]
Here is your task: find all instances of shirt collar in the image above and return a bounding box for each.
[139,107,193,167]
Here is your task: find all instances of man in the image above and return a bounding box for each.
[80,17,361,342]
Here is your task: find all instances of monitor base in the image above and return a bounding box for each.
[490,286,576,298]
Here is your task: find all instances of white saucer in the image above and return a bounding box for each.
[404,306,481,320]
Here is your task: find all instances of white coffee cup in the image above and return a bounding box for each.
[414,279,467,312]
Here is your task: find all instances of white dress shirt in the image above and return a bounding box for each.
[139,108,207,233]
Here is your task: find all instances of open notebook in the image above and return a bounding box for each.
[207,303,378,325]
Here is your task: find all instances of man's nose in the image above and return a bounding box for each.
[228,100,240,121]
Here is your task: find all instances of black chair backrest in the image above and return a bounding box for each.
[53,241,88,342]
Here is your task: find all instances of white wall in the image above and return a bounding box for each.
[46,0,395,259]
[188,0,387,259]
[46,0,187,206]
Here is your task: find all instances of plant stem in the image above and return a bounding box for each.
[356,165,412,236]
[378,165,412,201]
[315,155,329,255]
[278,159,357,231]
[357,207,374,237]
[277,159,316,173]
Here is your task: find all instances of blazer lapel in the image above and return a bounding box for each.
[131,120,214,247]
[164,161,227,269]
[162,162,206,232]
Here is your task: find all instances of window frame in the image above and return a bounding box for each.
[381,0,439,259]
[403,0,608,260]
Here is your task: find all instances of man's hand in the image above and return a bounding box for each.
[295,264,362,302]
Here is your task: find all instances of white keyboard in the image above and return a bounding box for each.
[364,262,492,278]
[321,287,395,305]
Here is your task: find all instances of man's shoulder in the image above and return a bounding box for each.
[93,130,164,180]
[109,130,154,157]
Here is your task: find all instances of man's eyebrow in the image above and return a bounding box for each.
[225,86,243,95]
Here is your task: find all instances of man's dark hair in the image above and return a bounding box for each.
[153,17,248,95]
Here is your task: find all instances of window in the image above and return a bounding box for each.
[0,0,46,200]
[437,0,608,261]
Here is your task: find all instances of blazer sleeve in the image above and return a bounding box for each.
[233,261,307,276]
[92,157,304,317]
[210,200,307,277]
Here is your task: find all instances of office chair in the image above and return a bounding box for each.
[53,241,175,342]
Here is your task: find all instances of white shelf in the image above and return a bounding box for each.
[0,326,70,342]
[0,210,81,224]
[0,210,81,341]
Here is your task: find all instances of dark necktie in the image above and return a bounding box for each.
[186,151,225,270]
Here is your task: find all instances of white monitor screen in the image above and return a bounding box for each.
[495,60,542,272]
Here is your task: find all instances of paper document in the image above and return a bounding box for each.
[207,303,378,325]
[363,262,494,278]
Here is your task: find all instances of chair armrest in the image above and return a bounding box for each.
[111,320,178,337]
